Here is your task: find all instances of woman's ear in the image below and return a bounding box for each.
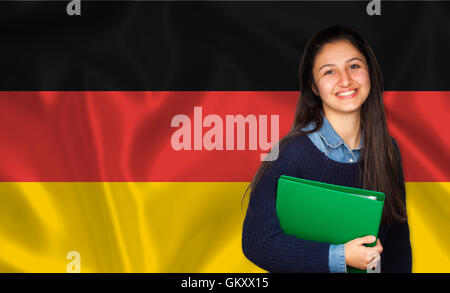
[311,83,319,96]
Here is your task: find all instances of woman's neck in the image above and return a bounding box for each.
[323,110,362,150]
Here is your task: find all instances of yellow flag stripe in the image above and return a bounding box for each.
[406,182,450,272]
[0,182,448,272]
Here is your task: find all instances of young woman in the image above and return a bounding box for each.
[242,26,412,273]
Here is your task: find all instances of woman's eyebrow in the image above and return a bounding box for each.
[318,57,364,71]
[319,63,334,71]
[346,57,364,63]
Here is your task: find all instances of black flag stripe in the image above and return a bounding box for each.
[0,1,449,90]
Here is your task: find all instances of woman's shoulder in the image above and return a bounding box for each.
[275,133,315,162]
[280,133,311,150]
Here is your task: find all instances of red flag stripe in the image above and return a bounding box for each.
[0,91,448,182]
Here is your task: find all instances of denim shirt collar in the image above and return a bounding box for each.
[318,116,363,151]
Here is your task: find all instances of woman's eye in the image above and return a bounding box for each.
[350,64,360,69]
[324,70,334,75]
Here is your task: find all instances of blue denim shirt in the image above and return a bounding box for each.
[302,116,363,273]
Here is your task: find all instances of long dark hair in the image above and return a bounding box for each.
[244,25,407,228]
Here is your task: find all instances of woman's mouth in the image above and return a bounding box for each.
[336,89,358,99]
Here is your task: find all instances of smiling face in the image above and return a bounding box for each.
[312,40,371,116]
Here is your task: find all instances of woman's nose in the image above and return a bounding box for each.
[337,70,352,87]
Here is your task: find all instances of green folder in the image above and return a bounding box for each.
[276,175,385,273]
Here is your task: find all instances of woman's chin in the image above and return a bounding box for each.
[325,103,363,115]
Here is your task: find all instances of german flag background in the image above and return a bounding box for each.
[0,1,449,273]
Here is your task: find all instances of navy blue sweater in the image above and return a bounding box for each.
[242,134,412,273]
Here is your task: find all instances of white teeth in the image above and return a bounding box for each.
[337,89,356,96]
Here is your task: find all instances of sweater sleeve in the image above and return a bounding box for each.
[381,139,413,273]
[242,138,331,273]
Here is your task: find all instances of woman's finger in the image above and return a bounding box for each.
[375,239,383,253]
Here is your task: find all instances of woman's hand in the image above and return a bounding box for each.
[345,236,383,270]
